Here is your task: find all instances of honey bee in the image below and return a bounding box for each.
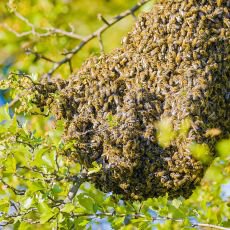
[113,95,119,105]
[155,171,167,177]
[120,58,128,66]
[29,0,230,200]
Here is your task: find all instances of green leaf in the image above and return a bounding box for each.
[38,202,55,224]
[111,217,125,228]
[27,181,44,193]
[189,143,212,164]
[78,219,90,227]
[106,113,118,127]
[88,161,102,175]
[52,184,62,194]
[21,197,33,210]
[4,156,16,173]
[179,117,191,137]
[156,118,176,148]
[40,211,55,224]
[18,221,32,230]
[33,147,48,166]
[77,193,95,212]
[172,199,182,209]
[13,145,31,166]
[216,139,230,158]
[0,198,10,213]
[0,105,11,122]
[32,146,55,168]
[61,203,75,213]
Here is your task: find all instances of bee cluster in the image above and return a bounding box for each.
[34,0,229,200]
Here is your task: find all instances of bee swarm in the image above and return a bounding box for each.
[34,0,229,200]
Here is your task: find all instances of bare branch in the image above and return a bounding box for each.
[45,27,84,40]
[8,95,19,108]
[2,0,151,78]
[98,14,110,26]
[25,48,57,63]
[68,60,73,74]
[2,23,32,37]
[158,216,230,230]
[14,11,35,29]
[2,11,84,40]
[191,223,230,230]
[10,72,39,85]
[46,0,152,76]
[98,33,104,53]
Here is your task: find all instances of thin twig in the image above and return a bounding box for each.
[192,223,230,230]
[64,171,88,203]
[0,178,25,195]
[46,0,151,76]
[46,27,84,40]
[68,60,73,73]
[98,33,104,53]
[10,72,39,85]
[69,212,230,230]
[2,0,151,77]
[25,48,57,63]
[8,95,19,108]
[2,10,84,40]
[159,216,230,230]
[98,14,110,26]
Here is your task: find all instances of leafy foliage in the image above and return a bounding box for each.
[0,0,229,229]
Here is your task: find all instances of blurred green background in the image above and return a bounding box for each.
[0,0,154,78]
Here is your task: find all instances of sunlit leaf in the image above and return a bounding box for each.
[156,118,176,148]
[77,193,95,212]
[61,203,75,213]
[4,156,16,173]
[216,139,230,158]
[38,202,55,224]
[189,143,212,164]
[0,104,11,122]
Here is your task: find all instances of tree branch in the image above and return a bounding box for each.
[2,1,151,77]
[25,48,57,63]
[46,0,151,77]
[2,11,84,40]
[0,178,25,195]
[69,212,230,230]
[64,171,88,203]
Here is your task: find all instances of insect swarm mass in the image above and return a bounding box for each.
[32,0,230,200]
